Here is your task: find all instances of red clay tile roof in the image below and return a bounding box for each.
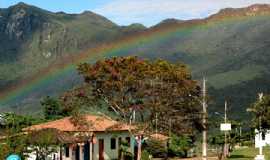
[24,114,132,132]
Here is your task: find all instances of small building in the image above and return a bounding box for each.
[24,114,135,160]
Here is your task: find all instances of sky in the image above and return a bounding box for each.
[1,0,270,26]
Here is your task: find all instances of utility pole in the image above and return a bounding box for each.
[169,118,172,138]
[155,113,158,136]
[202,77,208,160]
[259,93,264,156]
[224,101,228,158]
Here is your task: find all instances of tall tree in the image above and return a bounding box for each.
[248,94,270,131]
[77,56,202,134]
[41,96,62,120]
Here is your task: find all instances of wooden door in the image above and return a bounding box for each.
[99,139,104,160]
[84,141,90,160]
[75,145,80,160]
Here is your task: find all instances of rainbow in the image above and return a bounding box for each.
[0,15,263,107]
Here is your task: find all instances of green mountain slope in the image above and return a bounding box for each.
[1,3,270,119]
[0,2,145,89]
[137,7,270,118]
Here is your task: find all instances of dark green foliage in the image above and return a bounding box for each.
[144,139,168,158]
[248,94,270,131]
[0,113,43,159]
[141,150,151,160]
[0,113,42,130]
[119,139,133,160]
[41,96,62,120]
[0,113,61,159]
[41,94,83,120]
[209,134,225,146]
[0,134,29,159]
[168,134,194,158]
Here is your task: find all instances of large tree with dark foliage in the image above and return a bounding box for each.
[248,94,270,131]
[77,56,202,134]
[41,96,62,120]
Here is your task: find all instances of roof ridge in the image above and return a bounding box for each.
[24,114,132,132]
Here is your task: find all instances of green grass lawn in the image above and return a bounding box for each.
[228,147,270,160]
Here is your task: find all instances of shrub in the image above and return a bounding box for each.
[141,150,151,160]
[168,134,194,158]
[144,139,167,158]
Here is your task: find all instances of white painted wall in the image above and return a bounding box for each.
[93,131,134,160]
[60,130,134,160]
[255,129,270,148]
[26,131,134,160]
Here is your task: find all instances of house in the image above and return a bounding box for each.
[24,114,135,160]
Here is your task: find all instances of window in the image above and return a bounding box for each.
[65,145,69,157]
[262,132,266,140]
[126,137,130,147]
[111,138,116,150]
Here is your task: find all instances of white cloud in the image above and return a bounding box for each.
[93,0,270,26]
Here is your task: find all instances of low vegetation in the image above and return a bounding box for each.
[228,147,270,160]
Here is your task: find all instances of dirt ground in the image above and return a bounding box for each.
[168,157,218,160]
[182,158,217,160]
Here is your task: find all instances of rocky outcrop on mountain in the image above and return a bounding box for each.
[209,4,270,20]
[0,2,47,41]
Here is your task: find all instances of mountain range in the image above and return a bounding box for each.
[1,2,270,120]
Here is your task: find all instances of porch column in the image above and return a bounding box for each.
[69,146,72,160]
[78,143,84,160]
[90,141,93,160]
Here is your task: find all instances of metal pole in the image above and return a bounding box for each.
[133,109,136,123]
[259,116,263,155]
[169,118,172,138]
[202,77,207,160]
[224,101,228,158]
[225,101,227,123]
[259,93,263,155]
[155,113,158,136]
[137,135,142,160]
